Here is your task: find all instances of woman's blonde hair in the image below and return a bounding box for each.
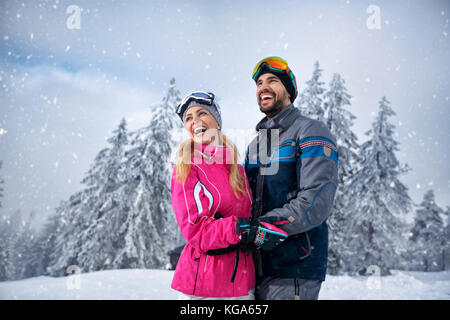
[175,133,247,198]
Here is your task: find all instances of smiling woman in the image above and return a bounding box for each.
[169,90,257,299]
[174,91,246,197]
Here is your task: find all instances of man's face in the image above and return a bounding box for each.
[256,73,291,118]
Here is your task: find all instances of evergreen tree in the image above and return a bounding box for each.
[343,96,412,275]
[48,119,129,274]
[147,77,183,249]
[323,73,359,180]
[48,78,184,275]
[29,212,63,277]
[0,215,14,281]
[76,118,129,272]
[46,192,91,276]
[323,73,360,275]
[116,78,183,269]
[444,206,450,270]
[7,209,53,280]
[297,61,326,122]
[7,210,24,280]
[409,190,445,271]
[12,210,40,280]
[0,210,36,280]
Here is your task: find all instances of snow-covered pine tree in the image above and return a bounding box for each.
[31,212,63,277]
[144,78,183,249]
[12,210,40,280]
[296,61,326,122]
[323,73,360,275]
[408,190,445,271]
[343,96,412,276]
[46,192,91,276]
[0,214,14,281]
[444,206,450,270]
[114,78,183,269]
[47,79,183,275]
[444,206,450,227]
[5,210,24,280]
[0,209,34,280]
[76,118,129,272]
[323,73,359,180]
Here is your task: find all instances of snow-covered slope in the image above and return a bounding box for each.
[0,269,449,300]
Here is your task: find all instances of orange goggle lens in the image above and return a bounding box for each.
[252,56,288,80]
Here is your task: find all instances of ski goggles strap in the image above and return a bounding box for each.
[176,91,215,119]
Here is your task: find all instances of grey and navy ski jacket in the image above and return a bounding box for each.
[244,104,338,281]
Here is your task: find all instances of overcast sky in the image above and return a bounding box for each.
[0,0,449,228]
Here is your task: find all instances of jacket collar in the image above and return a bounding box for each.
[255,104,299,132]
[193,143,234,165]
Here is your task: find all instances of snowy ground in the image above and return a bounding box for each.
[0,269,449,300]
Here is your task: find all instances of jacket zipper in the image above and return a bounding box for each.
[204,255,208,272]
[253,132,266,277]
[192,256,201,295]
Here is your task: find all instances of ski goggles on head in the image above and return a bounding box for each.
[252,56,298,100]
[252,56,289,79]
[252,56,297,85]
[176,91,215,120]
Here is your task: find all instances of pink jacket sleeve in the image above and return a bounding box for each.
[170,166,240,253]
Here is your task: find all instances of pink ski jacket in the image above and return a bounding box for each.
[170,144,255,297]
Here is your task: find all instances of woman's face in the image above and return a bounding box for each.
[184,106,221,145]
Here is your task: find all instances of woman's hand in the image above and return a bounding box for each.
[237,217,288,251]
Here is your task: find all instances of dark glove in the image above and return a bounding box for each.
[237,217,288,251]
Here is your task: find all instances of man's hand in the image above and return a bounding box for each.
[237,217,288,251]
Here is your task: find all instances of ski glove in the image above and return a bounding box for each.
[237,217,289,251]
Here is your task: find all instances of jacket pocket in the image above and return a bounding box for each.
[270,232,312,266]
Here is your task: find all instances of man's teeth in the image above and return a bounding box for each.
[261,94,274,100]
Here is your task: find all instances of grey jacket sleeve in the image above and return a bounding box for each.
[263,119,338,236]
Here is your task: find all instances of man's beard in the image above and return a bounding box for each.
[258,96,285,117]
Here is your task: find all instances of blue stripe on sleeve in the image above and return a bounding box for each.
[300,145,338,164]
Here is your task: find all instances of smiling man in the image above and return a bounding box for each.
[244,57,339,300]
[257,73,292,118]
